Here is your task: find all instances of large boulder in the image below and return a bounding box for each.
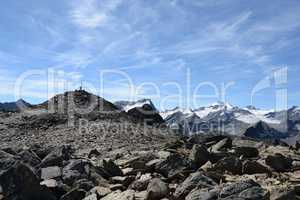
[242,161,271,175]
[234,146,259,158]
[189,144,210,168]
[98,159,123,177]
[0,162,56,200]
[62,160,108,186]
[40,145,71,167]
[213,156,243,175]
[155,153,196,178]
[209,138,232,153]
[238,186,269,200]
[265,153,293,172]
[270,187,297,200]
[146,178,169,200]
[174,172,217,199]
[219,179,261,198]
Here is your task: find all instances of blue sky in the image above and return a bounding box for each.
[0,0,299,110]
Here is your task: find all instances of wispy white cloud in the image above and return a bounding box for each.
[70,0,122,29]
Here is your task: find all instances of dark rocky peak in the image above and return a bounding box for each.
[127,104,164,126]
[0,99,31,112]
[244,121,288,139]
[34,90,119,113]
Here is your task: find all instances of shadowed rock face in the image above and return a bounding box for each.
[244,121,288,139]
[127,104,164,125]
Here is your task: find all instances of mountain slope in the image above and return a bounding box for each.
[0,99,31,112]
[114,99,157,112]
[244,121,288,139]
[114,99,164,125]
[34,90,119,113]
[161,103,300,138]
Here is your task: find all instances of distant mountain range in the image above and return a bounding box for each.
[1,94,300,142]
[115,99,300,141]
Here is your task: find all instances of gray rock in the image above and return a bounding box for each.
[220,179,260,198]
[209,138,232,153]
[214,156,243,175]
[189,144,210,168]
[101,190,135,200]
[99,159,123,177]
[89,186,111,198]
[40,179,58,188]
[74,179,95,191]
[146,178,169,200]
[110,184,126,191]
[185,188,219,200]
[41,166,62,180]
[238,186,269,200]
[111,176,135,187]
[18,150,41,167]
[155,153,196,178]
[130,173,152,191]
[209,152,235,163]
[270,187,296,200]
[119,153,156,170]
[40,145,71,167]
[0,162,56,200]
[88,149,101,158]
[234,146,259,158]
[265,153,293,172]
[242,161,271,175]
[174,172,217,199]
[62,159,108,186]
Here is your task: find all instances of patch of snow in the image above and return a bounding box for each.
[115,99,154,112]
[243,108,281,124]
[160,107,193,119]
[194,107,221,118]
[234,113,260,124]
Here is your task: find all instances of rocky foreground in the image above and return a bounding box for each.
[1,134,300,200]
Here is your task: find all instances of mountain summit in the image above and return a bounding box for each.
[34,90,119,113]
[0,99,31,112]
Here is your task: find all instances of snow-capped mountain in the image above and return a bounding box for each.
[161,102,284,126]
[114,99,163,125]
[114,99,157,112]
[193,101,235,119]
[113,99,300,139]
[160,102,300,138]
[160,107,193,119]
